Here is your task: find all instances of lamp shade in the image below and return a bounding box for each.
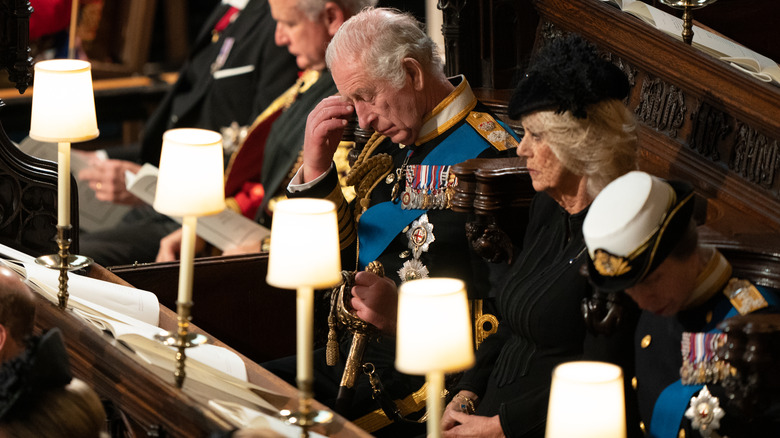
[546,361,626,438]
[153,128,225,217]
[395,278,474,374]
[266,198,342,289]
[29,59,99,142]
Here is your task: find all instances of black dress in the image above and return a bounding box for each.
[456,192,593,437]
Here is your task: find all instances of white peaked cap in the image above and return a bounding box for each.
[583,171,675,259]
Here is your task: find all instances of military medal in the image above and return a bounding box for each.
[684,386,724,438]
[398,259,430,282]
[680,332,729,386]
[406,214,435,259]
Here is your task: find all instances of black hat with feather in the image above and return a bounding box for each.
[509,34,629,120]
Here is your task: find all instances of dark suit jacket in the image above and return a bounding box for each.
[106,0,298,166]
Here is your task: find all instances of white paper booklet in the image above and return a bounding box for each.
[0,243,282,404]
[125,163,271,251]
[15,137,132,232]
[599,0,780,85]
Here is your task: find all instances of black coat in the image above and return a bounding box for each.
[106,0,298,166]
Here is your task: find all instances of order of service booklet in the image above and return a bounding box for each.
[125,163,270,251]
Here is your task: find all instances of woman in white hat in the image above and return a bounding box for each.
[442,34,639,438]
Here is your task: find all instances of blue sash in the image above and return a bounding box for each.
[357,122,513,269]
[648,286,780,437]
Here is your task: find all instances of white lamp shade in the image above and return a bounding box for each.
[546,361,627,438]
[153,128,225,217]
[266,198,342,289]
[29,59,99,142]
[395,278,474,374]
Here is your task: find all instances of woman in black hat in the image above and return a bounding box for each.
[442,34,638,438]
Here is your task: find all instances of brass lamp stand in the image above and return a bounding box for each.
[36,226,92,309]
[660,0,719,45]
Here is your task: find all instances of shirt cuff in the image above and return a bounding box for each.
[287,163,334,193]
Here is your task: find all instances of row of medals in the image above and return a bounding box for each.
[387,164,453,210]
[679,332,732,386]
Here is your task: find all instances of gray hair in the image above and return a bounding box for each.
[522,99,638,197]
[325,8,444,89]
[297,0,378,21]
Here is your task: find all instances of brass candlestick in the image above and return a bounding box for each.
[280,379,334,438]
[660,0,719,45]
[35,225,92,309]
[155,300,207,388]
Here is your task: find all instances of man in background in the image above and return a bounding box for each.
[75,0,299,266]
[156,0,377,261]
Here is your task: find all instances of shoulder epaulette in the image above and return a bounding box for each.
[723,278,769,315]
[465,111,519,151]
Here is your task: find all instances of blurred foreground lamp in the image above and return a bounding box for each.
[546,361,626,438]
[659,0,718,44]
[266,198,341,437]
[153,128,225,388]
[29,59,99,309]
[396,278,474,438]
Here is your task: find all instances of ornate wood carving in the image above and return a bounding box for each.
[450,157,533,264]
[730,123,780,189]
[636,77,686,139]
[0,0,33,93]
[689,102,731,161]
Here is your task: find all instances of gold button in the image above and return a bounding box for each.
[631,376,638,389]
[705,311,713,324]
[641,335,652,348]
[639,421,646,433]
[678,429,686,438]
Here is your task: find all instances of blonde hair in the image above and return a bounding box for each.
[0,379,106,438]
[522,99,637,197]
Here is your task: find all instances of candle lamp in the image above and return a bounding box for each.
[546,361,627,438]
[152,128,225,388]
[266,198,342,437]
[29,59,99,309]
[395,278,475,438]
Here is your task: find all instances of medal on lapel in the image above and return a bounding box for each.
[406,213,435,259]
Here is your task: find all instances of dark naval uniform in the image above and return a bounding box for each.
[634,250,780,438]
[265,75,518,435]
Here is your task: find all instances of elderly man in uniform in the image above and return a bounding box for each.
[583,170,780,438]
[262,7,518,436]
[0,266,37,363]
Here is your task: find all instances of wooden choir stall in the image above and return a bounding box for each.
[3,0,780,436]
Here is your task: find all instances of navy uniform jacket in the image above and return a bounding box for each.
[105,0,298,166]
[270,76,518,432]
[634,250,780,438]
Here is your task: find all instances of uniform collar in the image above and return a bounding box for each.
[415,75,478,145]
[684,249,732,310]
